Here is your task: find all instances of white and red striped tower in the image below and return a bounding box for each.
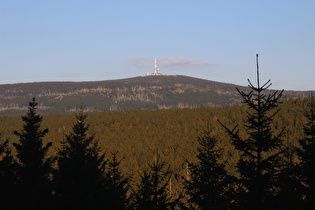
[154,57,157,74]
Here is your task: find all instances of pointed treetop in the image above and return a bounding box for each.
[256,54,259,89]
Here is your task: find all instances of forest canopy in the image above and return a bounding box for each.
[0,97,310,180]
[0,95,314,209]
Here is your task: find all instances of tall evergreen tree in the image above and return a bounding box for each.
[0,138,17,209]
[183,129,234,209]
[53,107,108,209]
[297,95,315,207]
[219,55,284,209]
[104,152,131,209]
[133,155,178,210]
[274,142,304,209]
[54,104,130,209]
[13,97,54,209]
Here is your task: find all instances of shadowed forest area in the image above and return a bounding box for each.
[0,74,314,209]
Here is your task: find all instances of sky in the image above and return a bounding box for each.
[1,0,314,90]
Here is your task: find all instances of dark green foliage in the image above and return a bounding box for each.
[219,67,285,208]
[13,97,54,209]
[105,152,131,210]
[133,155,178,210]
[183,130,234,209]
[297,95,315,207]
[53,107,108,209]
[274,142,304,209]
[0,138,17,209]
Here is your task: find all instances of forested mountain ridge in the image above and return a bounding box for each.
[0,75,309,116]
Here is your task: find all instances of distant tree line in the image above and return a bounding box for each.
[0,77,314,209]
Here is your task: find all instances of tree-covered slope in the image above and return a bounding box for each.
[0,97,310,188]
[0,75,309,116]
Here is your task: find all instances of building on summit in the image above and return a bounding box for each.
[145,57,164,76]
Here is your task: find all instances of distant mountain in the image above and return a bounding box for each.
[0,75,309,116]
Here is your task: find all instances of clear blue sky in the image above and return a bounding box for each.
[1,0,314,90]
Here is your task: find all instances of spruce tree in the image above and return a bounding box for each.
[219,55,284,208]
[297,95,315,207]
[133,155,178,210]
[13,97,54,209]
[104,152,130,209]
[274,142,304,209]
[53,107,108,209]
[0,138,17,209]
[183,129,233,209]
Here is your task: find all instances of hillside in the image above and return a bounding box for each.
[0,97,310,196]
[0,75,309,116]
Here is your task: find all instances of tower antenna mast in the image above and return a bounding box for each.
[155,57,157,74]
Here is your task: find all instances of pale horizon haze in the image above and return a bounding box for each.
[1,1,314,91]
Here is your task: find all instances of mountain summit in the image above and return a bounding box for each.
[0,75,308,116]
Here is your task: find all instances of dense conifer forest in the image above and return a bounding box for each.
[0,90,314,209]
